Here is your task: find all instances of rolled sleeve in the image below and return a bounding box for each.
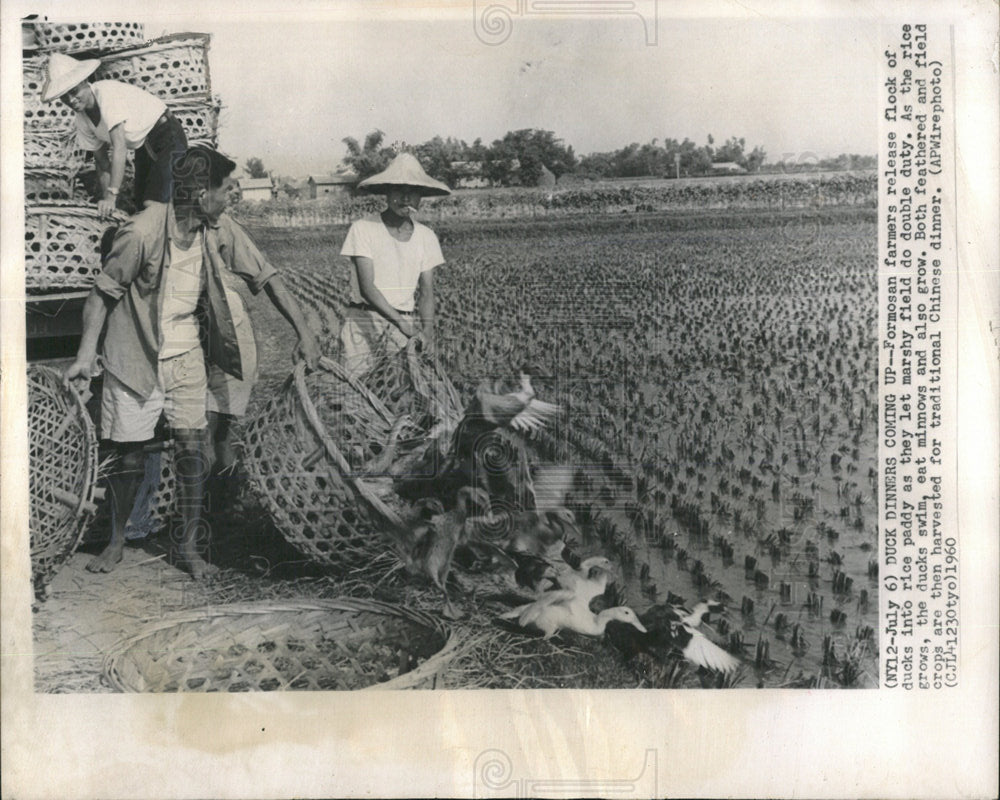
[216,215,278,294]
[95,224,145,299]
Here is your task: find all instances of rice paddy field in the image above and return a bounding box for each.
[248,205,880,689]
[33,203,879,692]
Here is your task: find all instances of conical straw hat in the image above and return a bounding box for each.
[42,52,100,102]
[357,152,451,197]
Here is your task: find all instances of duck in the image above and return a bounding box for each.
[471,365,561,433]
[607,598,740,675]
[501,595,647,639]
[408,486,490,619]
[506,506,581,555]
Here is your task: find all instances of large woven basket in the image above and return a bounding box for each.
[96,33,212,101]
[169,98,221,147]
[242,345,463,570]
[102,598,459,691]
[22,56,76,130]
[31,21,145,54]
[24,170,86,204]
[25,204,126,293]
[28,365,102,594]
[242,358,410,569]
[23,127,87,172]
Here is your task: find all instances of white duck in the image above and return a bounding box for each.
[502,594,647,639]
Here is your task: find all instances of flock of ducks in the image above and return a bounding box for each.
[392,365,740,677]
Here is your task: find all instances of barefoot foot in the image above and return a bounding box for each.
[86,544,124,573]
[182,554,220,581]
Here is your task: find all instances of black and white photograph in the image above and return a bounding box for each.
[2,1,996,798]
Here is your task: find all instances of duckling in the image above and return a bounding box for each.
[410,486,490,619]
[502,597,647,639]
[507,507,581,555]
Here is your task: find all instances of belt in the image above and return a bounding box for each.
[349,302,414,315]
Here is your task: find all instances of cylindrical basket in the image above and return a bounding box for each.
[168,98,221,147]
[25,204,126,293]
[28,365,101,594]
[96,33,212,101]
[23,56,76,130]
[24,170,85,204]
[23,127,87,172]
[241,358,409,570]
[32,21,145,54]
[102,598,460,691]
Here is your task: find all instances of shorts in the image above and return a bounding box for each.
[133,113,188,206]
[206,316,258,417]
[338,305,410,379]
[101,348,208,441]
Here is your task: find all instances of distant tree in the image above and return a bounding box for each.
[341,130,396,180]
[411,135,467,188]
[244,157,268,179]
[486,129,576,186]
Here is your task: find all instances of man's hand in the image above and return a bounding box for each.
[63,356,96,391]
[96,195,117,217]
[397,317,416,338]
[294,335,321,370]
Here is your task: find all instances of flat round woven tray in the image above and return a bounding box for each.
[28,365,101,594]
[102,598,459,691]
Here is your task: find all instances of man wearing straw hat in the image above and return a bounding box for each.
[339,152,451,377]
[42,52,188,216]
[64,146,319,579]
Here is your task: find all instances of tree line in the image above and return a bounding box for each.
[248,129,875,190]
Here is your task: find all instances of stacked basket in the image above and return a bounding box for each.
[22,23,221,292]
[23,22,222,566]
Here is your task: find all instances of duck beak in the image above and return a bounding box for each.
[634,620,648,633]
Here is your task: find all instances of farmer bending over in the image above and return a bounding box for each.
[42,52,188,216]
[339,152,450,377]
[64,146,319,578]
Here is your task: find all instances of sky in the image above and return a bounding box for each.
[19,3,881,179]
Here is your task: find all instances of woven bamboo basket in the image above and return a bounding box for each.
[241,358,410,569]
[168,98,221,146]
[96,33,212,101]
[25,204,126,292]
[23,56,76,130]
[24,170,85,204]
[28,365,102,594]
[32,21,145,54]
[242,343,464,570]
[102,598,459,691]
[23,127,87,172]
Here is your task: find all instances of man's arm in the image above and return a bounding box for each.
[63,288,113,386]
[354,256,415,338]
[262,275,320,369]
[95,124,127,217]
[416,268,435,348]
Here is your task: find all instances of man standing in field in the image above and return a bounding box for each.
[64,146,319,578]
[339,152,450,377]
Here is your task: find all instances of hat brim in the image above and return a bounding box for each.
[41,59,100,102]
[357,181,451,198]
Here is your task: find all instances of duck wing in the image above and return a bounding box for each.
[680,629,740,674]
[515,589,576,627]
[508,399,561,434]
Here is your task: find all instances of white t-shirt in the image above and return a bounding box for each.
[75,80,166,151]
[340,216,445,312]
[160,231,204,359]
